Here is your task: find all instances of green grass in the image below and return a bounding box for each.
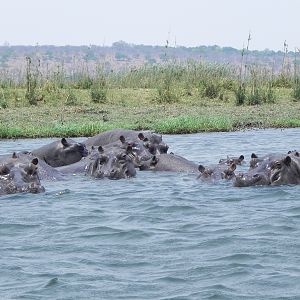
[0,87,299,138]
[0,60,300,138]
[154,116,234,133]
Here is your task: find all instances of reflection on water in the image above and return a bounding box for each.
[1,128,300,299]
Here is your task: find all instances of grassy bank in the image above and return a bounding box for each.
[0,87,300,138]
[1,60,300,138]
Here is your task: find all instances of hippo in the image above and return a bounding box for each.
[138,132,169,155]
[57,145,136,180]
[219,155,244,165]
[197,163,236,182]
[87,149,136,180]
[31,138,88,167]
[269,155,300,185]
[0,155,45,195]
[249,153,266,169]
[139,153,199,173]
[92,135,165,169]
[0,151,65,181]
[56,145,105,175]
[234,153,282,187]
[84,129,169,155]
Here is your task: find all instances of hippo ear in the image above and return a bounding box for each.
[98,146,104,154]
[288,150,292,154]
[283,156,292,166]
[126,145,133,154]
[138,133,145,140]
[31,158,39,165]
[239,155,244,161]
[151,156,158,166]
[229,163,236,171]
[119,135,126,144]
[295,152,299,157]
[12,152,17,159]
[198,165,205,173]
[61,138,69,147]
[251,153,258,159]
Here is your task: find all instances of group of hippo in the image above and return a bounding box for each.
[1,128,300,195]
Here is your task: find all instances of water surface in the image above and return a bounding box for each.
[1,128,300,299]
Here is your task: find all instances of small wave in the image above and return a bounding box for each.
[211,253,256,262]
[79,225,120,235]
[0,223,40,229]
[156,276,187,283]
[44,277,58,288]
[199,236,233,248]
[105,261,150,269]
[205,284,235,292]
[66,215,103,223]
[55,189,71,196]
[120,215,164,223]
[145,204,197,213]
[78,226,152,240]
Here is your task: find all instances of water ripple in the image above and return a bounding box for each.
[1,129,300,299]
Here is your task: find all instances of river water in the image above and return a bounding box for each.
[1,128,300,299]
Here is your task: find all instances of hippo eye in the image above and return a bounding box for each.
[117,153,127,160]
[27,169,34,175]
[99,156,107,165]
[253,174,259,177]
[0,165,10,175]
[274,162,282,169]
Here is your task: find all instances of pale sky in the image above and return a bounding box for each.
[0,0,299,51]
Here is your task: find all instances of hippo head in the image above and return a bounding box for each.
[117,135,152,163]
[221,163,237,180]
[87,146,136,180]
[219,155,244,165]
[249,153,263,169]
[287,150,300,157]
[233,171,270,187]
[61,138,88,160]
[197,165,214,179]
[270,156,300,185]
[197,163,236,181]
[0,157,45,195]
[138,155,159,171]
[138,133,169,155]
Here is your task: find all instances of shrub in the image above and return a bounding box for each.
[25,56,39,105]
[65,89,78,106]
[234,85,246,105]
[75,75,93,89]
[90,76,107,103]
[0,98,8,109]
[156,76,178,103]
[200,80,222,99]
[292,78,300,101]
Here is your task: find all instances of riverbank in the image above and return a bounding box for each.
[0,87,300,138]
